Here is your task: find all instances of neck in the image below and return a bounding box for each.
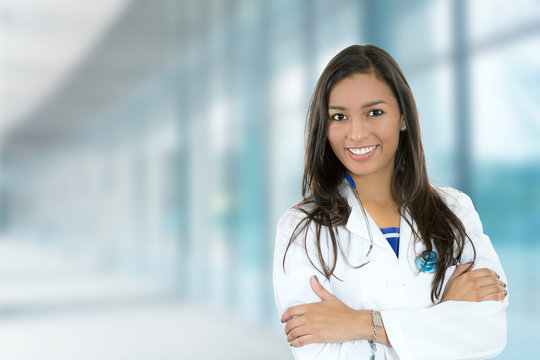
[350,171,395,206]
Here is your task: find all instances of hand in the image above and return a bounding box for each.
[281,275,368,347]
[441,263,507,302]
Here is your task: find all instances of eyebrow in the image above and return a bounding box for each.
[328,100,387,110]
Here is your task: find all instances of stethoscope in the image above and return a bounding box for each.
[415,250,438,273]
[344,174,440,273]
[344,174,374,269]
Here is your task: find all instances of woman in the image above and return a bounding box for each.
[273,45,508,360]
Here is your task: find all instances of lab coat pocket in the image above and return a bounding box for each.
[410,263,457,306]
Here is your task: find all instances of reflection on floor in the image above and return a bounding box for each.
[0,239,293,360]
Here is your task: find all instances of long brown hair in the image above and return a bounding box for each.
[283,44,475,302]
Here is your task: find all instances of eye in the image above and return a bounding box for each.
[330,113,347,121]
[368,109,384,117]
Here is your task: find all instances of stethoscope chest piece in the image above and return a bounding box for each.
[415,250,438,273]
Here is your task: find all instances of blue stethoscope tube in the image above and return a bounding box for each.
[344,174,356,189]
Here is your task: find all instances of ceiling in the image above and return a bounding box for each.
[0,0,130,142]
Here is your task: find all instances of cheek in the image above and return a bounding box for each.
[326,124,342,148]
[376,123,401,145]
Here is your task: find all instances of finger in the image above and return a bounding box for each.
[477,284,507,300]
[287,324,311,343]
[464,262,475,272]
[489,278,506,289]
[281,305,306,323]
[480,289,508,302]
[451,262,474,279]
[284,316,307,336]
[290,333,317,348]
[466,268,499,279]
[474,275,504,288]
[310,275,334,301]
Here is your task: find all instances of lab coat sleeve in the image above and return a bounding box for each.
[381,189,508,360]
[273,208,349,359]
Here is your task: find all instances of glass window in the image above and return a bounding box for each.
[468,0,540,44]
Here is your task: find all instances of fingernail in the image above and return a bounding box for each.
[497,274,500,279]
[313,275,319,283]
[504,282,507,288]
[289,343,293,347]
[504,291,508,296]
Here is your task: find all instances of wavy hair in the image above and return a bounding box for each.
[283,44,475,302]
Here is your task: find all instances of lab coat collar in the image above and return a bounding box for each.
[339,180,404,254]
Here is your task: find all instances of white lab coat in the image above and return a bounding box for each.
[273,182,508,360]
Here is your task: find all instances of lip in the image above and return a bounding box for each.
[346,145,378,160]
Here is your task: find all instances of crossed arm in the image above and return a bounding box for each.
[281,263,507,348]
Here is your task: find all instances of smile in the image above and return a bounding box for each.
[347,145,377,155]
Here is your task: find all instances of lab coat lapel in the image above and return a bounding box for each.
[398,212,413,258]
[399,210,422,273]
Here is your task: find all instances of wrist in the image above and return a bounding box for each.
[353,310,373,340]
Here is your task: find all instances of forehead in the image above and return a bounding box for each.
[328,73,396,105]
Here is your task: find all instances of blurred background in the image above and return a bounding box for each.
[0,0,539,359]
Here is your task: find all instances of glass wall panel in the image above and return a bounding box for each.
[408,63,457,186]
[468,0,540,44]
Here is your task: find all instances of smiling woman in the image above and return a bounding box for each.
[273,45,508,360]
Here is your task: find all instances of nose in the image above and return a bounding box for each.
[347,117,370,142]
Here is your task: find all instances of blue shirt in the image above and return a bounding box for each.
[380,227,400,258]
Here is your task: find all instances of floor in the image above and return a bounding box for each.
[0,239,293,360]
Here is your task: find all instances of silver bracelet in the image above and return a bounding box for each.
[369,309,377,358]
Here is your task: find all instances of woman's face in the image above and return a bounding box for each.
[327,72,405,184]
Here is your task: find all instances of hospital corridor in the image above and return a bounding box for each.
[0,0,539,359]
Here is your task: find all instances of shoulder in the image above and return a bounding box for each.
[434,185,470,202]
[274,204,320,262]
[276,203,315,235]
[433,186,477,219]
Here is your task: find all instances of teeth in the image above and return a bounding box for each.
[349,146,376,155]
